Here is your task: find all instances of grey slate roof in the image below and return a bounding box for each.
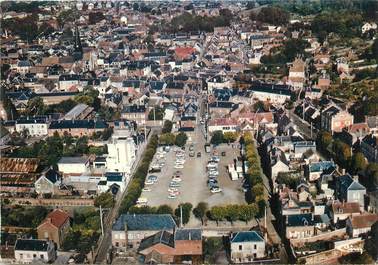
[138,230,174,252]
[231,231,264,243]
[287,213,314,227]
[113,214,176,231]
[175,228,202,241]
[15,239,50,251]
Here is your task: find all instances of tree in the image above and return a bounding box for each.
[129,205,156,214]
[223,132,238,143]
[193,202,208,225]
[88,12,105,24]
[350,152,367,174]
[175,132,188,147]
[225,204,240,225]
[332,140,352,168]
[175,203,193,225]
[238,204,258,224]
[148,107,164,120]
[317,131,333,152]
[159,133,176,145]
[210,131,224,145]
[25,97,44,116]
[254,6,290,26]
[252,183,265,198]
[209,206,226,226]
[365,163,378,187]
[372,38,378,61]
[156,204,173,215]
[162,120,173,133]
[94,192,114,208]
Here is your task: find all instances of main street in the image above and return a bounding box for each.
[94,133,151,264]
[287,108,318,141]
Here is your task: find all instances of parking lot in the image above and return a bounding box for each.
[139,125,246,211]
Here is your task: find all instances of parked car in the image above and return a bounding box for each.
[189,145,194,151]
[174,164,184,169]
[169,181,181,187]
[189,151,195,157]
[168,194,177,199]
[171,177,182,182]
[168,187,179,193]
[142,187,151,192]
[210,187,222,193]
[147,175,158,182]
[211,156,220,162]
[197,152,201,157]
[144,180,154,185]
[221,151,226,156]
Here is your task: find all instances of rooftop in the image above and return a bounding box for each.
[113,214,176,231]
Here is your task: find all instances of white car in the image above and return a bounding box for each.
[171,177,182,182]
[168,187,179,193]
[175,160,185,164]
[210,187,222,193]
[207,162,218,168]
[174,164,184,169]
[211,156,220,162]
[208,170,219,176]
[168,194,177,199]
[144,180,154,185]
[142,187,151,192]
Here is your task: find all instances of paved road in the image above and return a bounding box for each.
[287,108,317,140]
[94,136,150,264]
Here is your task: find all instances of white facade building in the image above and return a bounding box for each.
[57,157,89,175]
[15,119,48,136]
[14,239,56,264]
[106,129,137,175]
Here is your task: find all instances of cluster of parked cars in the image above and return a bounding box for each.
[149,146,169,173]
[168,170,183,199]
[206,155,222,194]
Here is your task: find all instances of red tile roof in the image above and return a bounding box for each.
[350,213,378,229]
[40,209,70,229]
[175,47,195,60]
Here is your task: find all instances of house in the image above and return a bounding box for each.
[230,231,266,263]
[48,120,108,137]
[286,213,315,239]
[249,81,292,104]
[37,209,70,249]
[121,105,147,125]
[14,239,56,264]
[34,168,61,195]
[63,103,94,120]
[288,57,306,90]
[138,228,202,264]
[346,213,378,237]
[15,118,48,137]
[336,174,366,210]
[330,202,361,224]
[338,123,370,146]
[112,214,177,250]
[270,149,290,183]
[208,101,237,118]
[321,105,354,133]
[208,118,239,134]
[307,161,336,182]
[57,156,90,175]
[207,75,232,94]
[360,134,378,163]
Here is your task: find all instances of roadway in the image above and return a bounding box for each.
[287,108,318,141]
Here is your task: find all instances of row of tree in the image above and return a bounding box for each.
[119,135,159,214]
[126,201,259,226]
[243,132,267,215]
[158,132,188,147]
[210,131,239,145]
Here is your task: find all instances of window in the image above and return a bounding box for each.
[19,254,23,259]
[40,254,44,259]
[33,254,37,258]
[44,232,49,239]
[115,242,119,247]
[254,244,257,249]
[239,245,242,250]
[253,253,257,258]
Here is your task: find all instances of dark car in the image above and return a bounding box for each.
[197,152,201,157]
[221,151,226,156]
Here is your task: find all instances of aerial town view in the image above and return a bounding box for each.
[0,0,378,264]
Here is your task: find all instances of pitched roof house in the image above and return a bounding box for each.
[37,209,70,249]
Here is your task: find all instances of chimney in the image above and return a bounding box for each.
[353,175,359,182]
